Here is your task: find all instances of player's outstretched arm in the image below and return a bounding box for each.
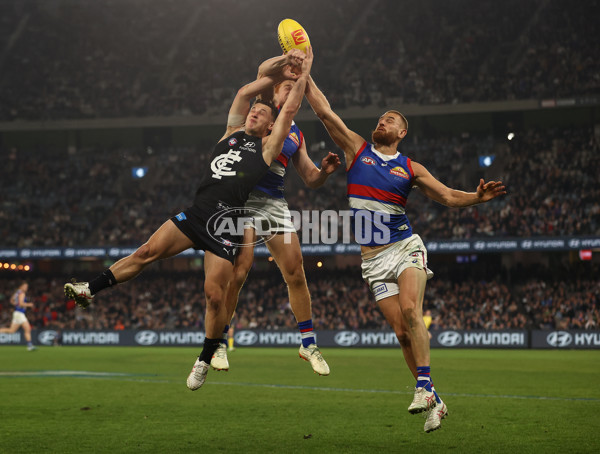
[255,49,305,102]
[262,47,314,166]
[291,142,341,189]
[220,75,281,142]
[257,49,305,78]
[412,161,506,207]
[305,76,364,169]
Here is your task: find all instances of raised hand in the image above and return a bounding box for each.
[320,151,341,175]
[476,179,506,202]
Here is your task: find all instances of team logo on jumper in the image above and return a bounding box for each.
[288,132,300,147]
[228,138,238,146]
[211,150,243,179]
[361,156,376,166]
[390,166,410,179]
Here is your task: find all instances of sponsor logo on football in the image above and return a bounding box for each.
[361,156,376,166]
[546,331,572,347]
[135,330,159,346]
[38,330,58,346]
[334,331,360,347]
[235,330,258,346]
[291,29,307,45]
[438,331,462,347]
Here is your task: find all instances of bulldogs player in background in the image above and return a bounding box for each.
[305,75,505,432]
[0,281,36,351]
[65,48,314,391]
[212,62,341,376]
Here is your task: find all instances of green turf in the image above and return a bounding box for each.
[1,347,599,453]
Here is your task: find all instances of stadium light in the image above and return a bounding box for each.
[507,132,515,141]
[478,155,495,168]
[132,167,148,179]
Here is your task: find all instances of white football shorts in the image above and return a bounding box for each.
[244,190,296,234]
[361,234,434,301]
[11,311,28,325]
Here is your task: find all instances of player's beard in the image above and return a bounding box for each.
[371,129,395,146]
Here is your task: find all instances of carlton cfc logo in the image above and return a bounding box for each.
[361,156,376,166]
[228,138,238,146]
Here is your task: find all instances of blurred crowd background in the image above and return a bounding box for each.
[1,0,599,335]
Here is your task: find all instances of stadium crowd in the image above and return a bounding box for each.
[1,264,598,333]
[2,126,598,248]
[0,0,598,121]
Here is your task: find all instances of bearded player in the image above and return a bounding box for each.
[305,75,505,432]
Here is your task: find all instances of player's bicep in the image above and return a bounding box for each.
[412,161,452,206]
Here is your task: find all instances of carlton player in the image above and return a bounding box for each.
[64,48,314,391]
[305,75,505,433]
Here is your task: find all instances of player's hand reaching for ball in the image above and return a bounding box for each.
[299,46,313,78]
[285,49,305,72]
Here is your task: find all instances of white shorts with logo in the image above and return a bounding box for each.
[244,190,296,234]
[361,234,434,302]
[11,311,28,325]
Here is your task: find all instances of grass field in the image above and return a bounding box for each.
[1,346,599,453]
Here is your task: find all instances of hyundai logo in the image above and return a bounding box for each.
[546,331,572,347]
[135,330,158,346]
[437,331,462,347]
[235,330,258,346]
[334,331,360,347]
[38,330,58,346]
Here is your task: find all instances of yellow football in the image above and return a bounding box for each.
[277,19,311,54]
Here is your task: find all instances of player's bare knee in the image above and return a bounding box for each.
[133,242,157,264]
[204,284,225,311]
[397,331,411,348]
[282,263,306,288]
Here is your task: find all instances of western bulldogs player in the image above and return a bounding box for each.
[0,281,36,351]
[305,75,505,432]
[64,48,314,391]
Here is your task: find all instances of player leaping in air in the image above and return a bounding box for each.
[304,72,505,432]
[65,48,314,391]
[210,55,341,377]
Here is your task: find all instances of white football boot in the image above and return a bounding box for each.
[186,358,209,391]
[408,387,437,414]
[210,343,229,371]
[64,281,93,308]
[424,400,448,433]
[298,344,330,376]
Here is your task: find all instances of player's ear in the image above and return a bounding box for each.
[267,121,274,133]
[398,129,408,140]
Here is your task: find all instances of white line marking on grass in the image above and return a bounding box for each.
[211,381,600,403]
[2,371,598,403]
[0,370,145,377]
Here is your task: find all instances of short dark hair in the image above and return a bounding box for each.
[252,99,279,122]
